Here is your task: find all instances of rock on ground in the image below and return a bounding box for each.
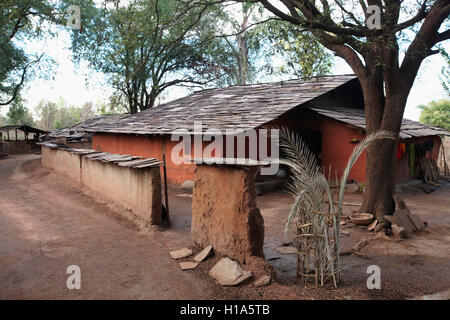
[194,245,213,262]
[170,248,193,259]
[208,257,253,286]
[179,262,199,270]
[253,275,271,287]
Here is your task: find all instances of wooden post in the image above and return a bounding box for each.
[441,136,448,176]
[15,129,17,141]
[162,139,170,224]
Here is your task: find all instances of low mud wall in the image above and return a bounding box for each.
[82,156,162,226]
[192,165,264,263]
[41,146,82,183]
[1,140,40,154]
[41,145,162,228]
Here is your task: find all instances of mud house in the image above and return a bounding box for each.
[75,75,448,186]
[0,125,47,155]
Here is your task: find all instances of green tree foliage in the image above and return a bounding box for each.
[35,99,58,131]
[439,49,450,95]
[0,115,7,126]
[419,99,450,131]
[199,3,333,86]
[0,0,58,106]
[257,21,333,78]
[97,93,129,115]
[68,0,225,113]
[35,98,98,130]
[6,95,35,126]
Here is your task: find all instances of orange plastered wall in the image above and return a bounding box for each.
[92,133,196,185]
[275,110,367,182]
[320,118,367,182]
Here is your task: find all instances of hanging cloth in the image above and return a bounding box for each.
[397,143,402,160]
[400,143,406,158]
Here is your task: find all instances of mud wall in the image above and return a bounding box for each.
[191,165,264,263]
[41,146,162,227]
[92,134,195,185]
[41,146,82,183]
[1,140,40,154]
[82,156,162,225]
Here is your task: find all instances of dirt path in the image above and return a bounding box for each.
[0,155,216,299]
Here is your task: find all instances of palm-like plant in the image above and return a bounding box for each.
[278,127,395,287]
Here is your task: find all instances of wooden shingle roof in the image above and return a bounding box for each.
[309,106,450,139]
[84,75,358,135]
[77,74,448,139]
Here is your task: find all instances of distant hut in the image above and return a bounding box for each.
[0,125,47,155]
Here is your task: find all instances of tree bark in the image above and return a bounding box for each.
[360,75,408,220]
[237,8,249,86]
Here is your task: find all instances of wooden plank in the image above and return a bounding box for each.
[118,158,160,167]
[85,152,109,159]
[132,161,163,168]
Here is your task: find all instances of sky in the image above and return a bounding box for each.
[6,2,450,121]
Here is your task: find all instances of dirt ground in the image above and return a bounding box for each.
[1,154,449,299]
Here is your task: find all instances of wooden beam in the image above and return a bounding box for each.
[162,139,170,225]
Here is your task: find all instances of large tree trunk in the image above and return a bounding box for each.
[237,33,248,86]
[361,140,397,219]
[359,77,408,220]
[237,5,250,86]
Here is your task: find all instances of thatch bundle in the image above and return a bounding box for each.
[279,128,395,287]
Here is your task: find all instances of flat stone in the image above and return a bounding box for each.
[395,210,416,234]
[253,275,271,287]
[194,245,213,262]
[275,246,297,254]
[179,261,199,270]
[341,230,351,235]
[408,213,426,231]
[169,248,193,259]
[368,219,378,231]
[208,257,253,286]
[391,224,407,238]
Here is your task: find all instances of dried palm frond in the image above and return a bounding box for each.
[278,126,395,287]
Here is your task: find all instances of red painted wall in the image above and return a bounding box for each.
[274,109,367,182]
[92,134,196,185]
